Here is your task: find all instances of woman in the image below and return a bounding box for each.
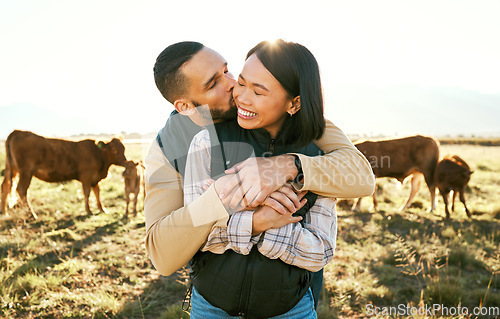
[184,40,337,318]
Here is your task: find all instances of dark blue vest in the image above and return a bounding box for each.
[156,117,324,318]
[190,120,323,319]
[156,110,203,177]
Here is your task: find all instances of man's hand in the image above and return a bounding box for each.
[252,205,303,236]
[262,184,307,215]
[215,155,298,209]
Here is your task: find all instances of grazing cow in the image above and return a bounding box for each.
[122,160,145,218]
[1,130,127,218]
[352,135,439,212]
[435,155,473,219]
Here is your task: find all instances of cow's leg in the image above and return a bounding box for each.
[132,191,138,217]
[400,173,422,211]
[352,198,362,212]
[429,185,436,212]
[451,190,457,212]
[459,188,471,218]
[92,184,107,214]
[82,183,92,214]
[441,190,450,220]
[16,172,37,219]
[1,148,13,215]
[423,171,437,212]
[1,173,12,215]
[125,191,130,218]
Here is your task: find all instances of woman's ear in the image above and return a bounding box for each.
[174,99,196,116]
[287,96,301,116]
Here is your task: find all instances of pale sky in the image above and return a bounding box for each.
[1,0,499,138]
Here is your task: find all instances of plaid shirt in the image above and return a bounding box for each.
[184,129,337,272]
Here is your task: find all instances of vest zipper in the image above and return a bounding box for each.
[238,250,255,316]
[268,138,275,154]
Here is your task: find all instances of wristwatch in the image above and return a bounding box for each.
[293,155,304,183]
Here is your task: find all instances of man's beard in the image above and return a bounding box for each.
[192,97,237,122]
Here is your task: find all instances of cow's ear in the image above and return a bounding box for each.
[97,141,106,148]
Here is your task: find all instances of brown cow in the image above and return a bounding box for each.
[122,160,145,218]
[352,135,439,212]
[435,155,473,219]
[1,130,127,219]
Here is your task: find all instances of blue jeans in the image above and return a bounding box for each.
[190,286,317,319]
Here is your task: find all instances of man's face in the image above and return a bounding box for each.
[181,47,237,122]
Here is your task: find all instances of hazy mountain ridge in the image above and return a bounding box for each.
[1,85,499,140]
[0,102,100,139]
[331,85,500,137]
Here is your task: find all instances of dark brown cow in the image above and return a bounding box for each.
[435,155,473,219]
[1,130,127,218]
[122,160,145,218]
[352,135,439,212]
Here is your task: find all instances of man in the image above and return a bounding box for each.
[144,41,374,290]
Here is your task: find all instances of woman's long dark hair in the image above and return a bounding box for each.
[246,39,325,147]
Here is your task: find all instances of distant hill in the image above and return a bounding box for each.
[0,103,101,139]
[328,85,500,137]
[1,85,499,140]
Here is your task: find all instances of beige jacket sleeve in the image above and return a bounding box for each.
[144,119,374,276]
[293,119,375,198]
[144,141,229,276]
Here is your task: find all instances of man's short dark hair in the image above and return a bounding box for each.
[153,41,204,104]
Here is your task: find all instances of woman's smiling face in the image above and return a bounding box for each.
[233,54,295,138]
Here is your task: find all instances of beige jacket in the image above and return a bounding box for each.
[144,119,375,276]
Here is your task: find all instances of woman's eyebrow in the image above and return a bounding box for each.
[239,74,269,92]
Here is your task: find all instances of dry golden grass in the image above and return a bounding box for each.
[0,138,498,318]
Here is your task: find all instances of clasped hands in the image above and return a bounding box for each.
[203,155,307,235]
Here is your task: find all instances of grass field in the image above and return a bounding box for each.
[0,140,499,318]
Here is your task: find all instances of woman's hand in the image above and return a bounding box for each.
[214,175,306,215]
[252,205,303,236]
[262,184,307,215]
